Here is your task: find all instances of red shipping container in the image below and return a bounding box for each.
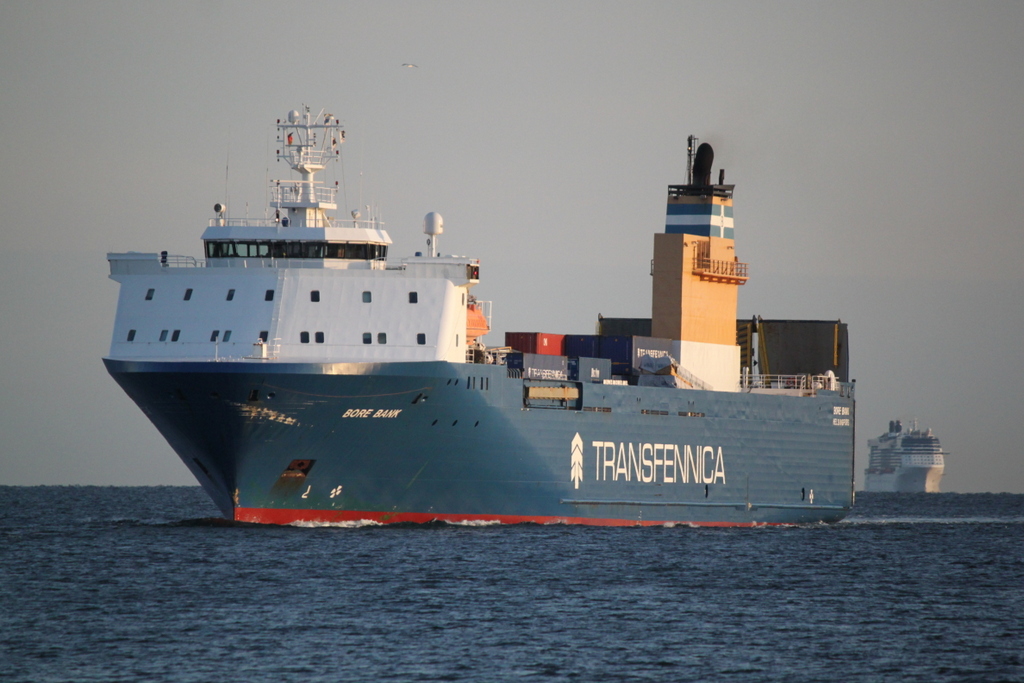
[505,332,566,356]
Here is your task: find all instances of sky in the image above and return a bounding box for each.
[1,1,1022,492]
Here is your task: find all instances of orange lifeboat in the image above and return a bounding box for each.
[466,301,490,346]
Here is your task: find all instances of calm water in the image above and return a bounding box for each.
[1,487,1022,682]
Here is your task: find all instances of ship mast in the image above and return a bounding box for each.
[272,106,344,229]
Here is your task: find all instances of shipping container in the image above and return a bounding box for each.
[598,335,633,375]
[506,352,569,380]
[504,332,566,356]
[595,335,676,376]
[597,317,652,336]
[564,334,601,358]
[568,357,612,382]
[631,336,676,374]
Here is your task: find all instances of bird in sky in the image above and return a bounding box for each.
[402,63,418,68]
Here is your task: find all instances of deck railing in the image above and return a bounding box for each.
[741,373,854,397]
[692,256,749,279]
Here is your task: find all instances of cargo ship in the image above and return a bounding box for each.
[104,110,856,526]
[864,420,946,492]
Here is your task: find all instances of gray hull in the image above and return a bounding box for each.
[105,358,856,525]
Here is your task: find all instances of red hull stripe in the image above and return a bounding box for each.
[234,507,779,527]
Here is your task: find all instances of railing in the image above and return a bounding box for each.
[160,254,204,268]
[692,256,749,280]
[271,181,337,206]
[278,148,336,168]
[207,217,386,230]
[741,373,854,397]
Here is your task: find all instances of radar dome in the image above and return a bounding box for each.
[424,212,444,236]
[287,109,301,124]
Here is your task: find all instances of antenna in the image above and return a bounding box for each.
[225,126,231,215]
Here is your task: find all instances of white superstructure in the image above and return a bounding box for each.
[864,420,947,493]
[107,107,489,364]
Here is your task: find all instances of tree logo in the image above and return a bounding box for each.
[571,432,584,489]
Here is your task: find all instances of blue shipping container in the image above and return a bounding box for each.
[568,357,612,382]
[595,335,675,376]
[564,334,601,358]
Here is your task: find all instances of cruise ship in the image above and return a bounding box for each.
[104,108,856,525]
[864,420,946,492]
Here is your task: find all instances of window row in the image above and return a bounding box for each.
[124,329,426,346]
[143,289,419,304]
[145,288,271,302]
[360,333,428,345]
[204,240,388,261]
[127,329,237,342]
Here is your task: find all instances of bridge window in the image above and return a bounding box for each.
[362,291,371,303]
[159,330,168,342]
[378,333,387,344]
[171,330,181,342]
[259,331,269,342]
[226,289,235,301]
[310,290,320,302]
[409,292,418,303]
[417,333,426,345]
[210,330,220,342]
[127,329,136,341]
[145,289,154,301]
[183,288,193,301]
[300,331,310,344]
[206,240,387,261]
[223,331,232,342]
[265,290,274,302]
[362,333,371,344]
[315,332,324,344]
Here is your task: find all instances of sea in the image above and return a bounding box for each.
[1,488,1022,682]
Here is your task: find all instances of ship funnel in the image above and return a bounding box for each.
[692,143,714,186]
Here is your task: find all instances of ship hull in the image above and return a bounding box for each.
[105,358,855,526]
[864,466,943,493]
